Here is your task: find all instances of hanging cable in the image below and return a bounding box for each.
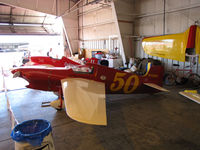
[163,0,166,35]
[82,0,84,48]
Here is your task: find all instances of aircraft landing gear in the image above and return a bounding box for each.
[50,99,65,110]
[50,88,64,110]
[41,88,65,110]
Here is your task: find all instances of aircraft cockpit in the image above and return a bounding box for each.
[72,65,94,74]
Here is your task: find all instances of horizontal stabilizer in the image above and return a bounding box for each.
[61,78,107,125]
[179,91,200,104]
[144,83,169,92]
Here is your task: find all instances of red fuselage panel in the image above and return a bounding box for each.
[12,64,164,94]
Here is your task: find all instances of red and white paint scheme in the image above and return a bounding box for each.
[12,57,167,125]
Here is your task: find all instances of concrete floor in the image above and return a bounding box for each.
[0,85,200,150]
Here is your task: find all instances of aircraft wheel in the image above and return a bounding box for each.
[163,72,176,86]
[50,99,65,110]
[53,92,59,96]
[175,77,188,85]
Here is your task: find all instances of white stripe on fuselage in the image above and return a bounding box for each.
[18,66,74,70]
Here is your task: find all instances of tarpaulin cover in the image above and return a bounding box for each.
[11,119,52,146]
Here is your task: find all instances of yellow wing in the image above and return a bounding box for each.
[142,27,190,62]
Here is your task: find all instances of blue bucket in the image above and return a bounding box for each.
[11,119,52,146]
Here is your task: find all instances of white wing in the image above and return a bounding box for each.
[144,83,169,92]
[179,91,200,104]
[61,78,107,125]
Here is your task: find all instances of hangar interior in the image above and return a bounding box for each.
[1,0,200,149]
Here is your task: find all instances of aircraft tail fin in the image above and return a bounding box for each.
[147,62,164,86]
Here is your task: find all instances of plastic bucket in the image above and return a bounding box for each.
[11,119,55,150]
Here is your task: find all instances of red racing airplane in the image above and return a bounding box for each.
[12,57,168,125]
[24,56,82,67]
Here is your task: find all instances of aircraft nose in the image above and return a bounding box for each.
[13,71,21,78]
[11,68,18,74]
[11,68,21,78]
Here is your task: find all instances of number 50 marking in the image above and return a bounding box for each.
[110,72,139,94]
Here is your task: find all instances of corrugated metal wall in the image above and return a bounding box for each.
[133,0,200,76]
[78,1,121,55]
[80,38,119,51]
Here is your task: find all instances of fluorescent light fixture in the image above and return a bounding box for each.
[13,23,43,27]
[0,23,10,26]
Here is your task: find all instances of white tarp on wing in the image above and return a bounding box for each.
[61,78,107,125]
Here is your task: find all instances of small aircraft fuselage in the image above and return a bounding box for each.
[12,63,164,94]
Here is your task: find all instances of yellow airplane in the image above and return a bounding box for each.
[142,25,200,63]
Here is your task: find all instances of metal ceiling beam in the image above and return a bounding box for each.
[59,0,83,17]
[0,33,59,36]
[22,10,26,22]
[0,1,60,36]
[0,22,53,26]
[0,14,46,18]
[9,6,16,33]
[9,6,13,24]
[70,0,79,3]
[42,15,47,25]
[61,0,107,17]
[78,4,111,16]
[42,26,50,34]
[136,3,200,19]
